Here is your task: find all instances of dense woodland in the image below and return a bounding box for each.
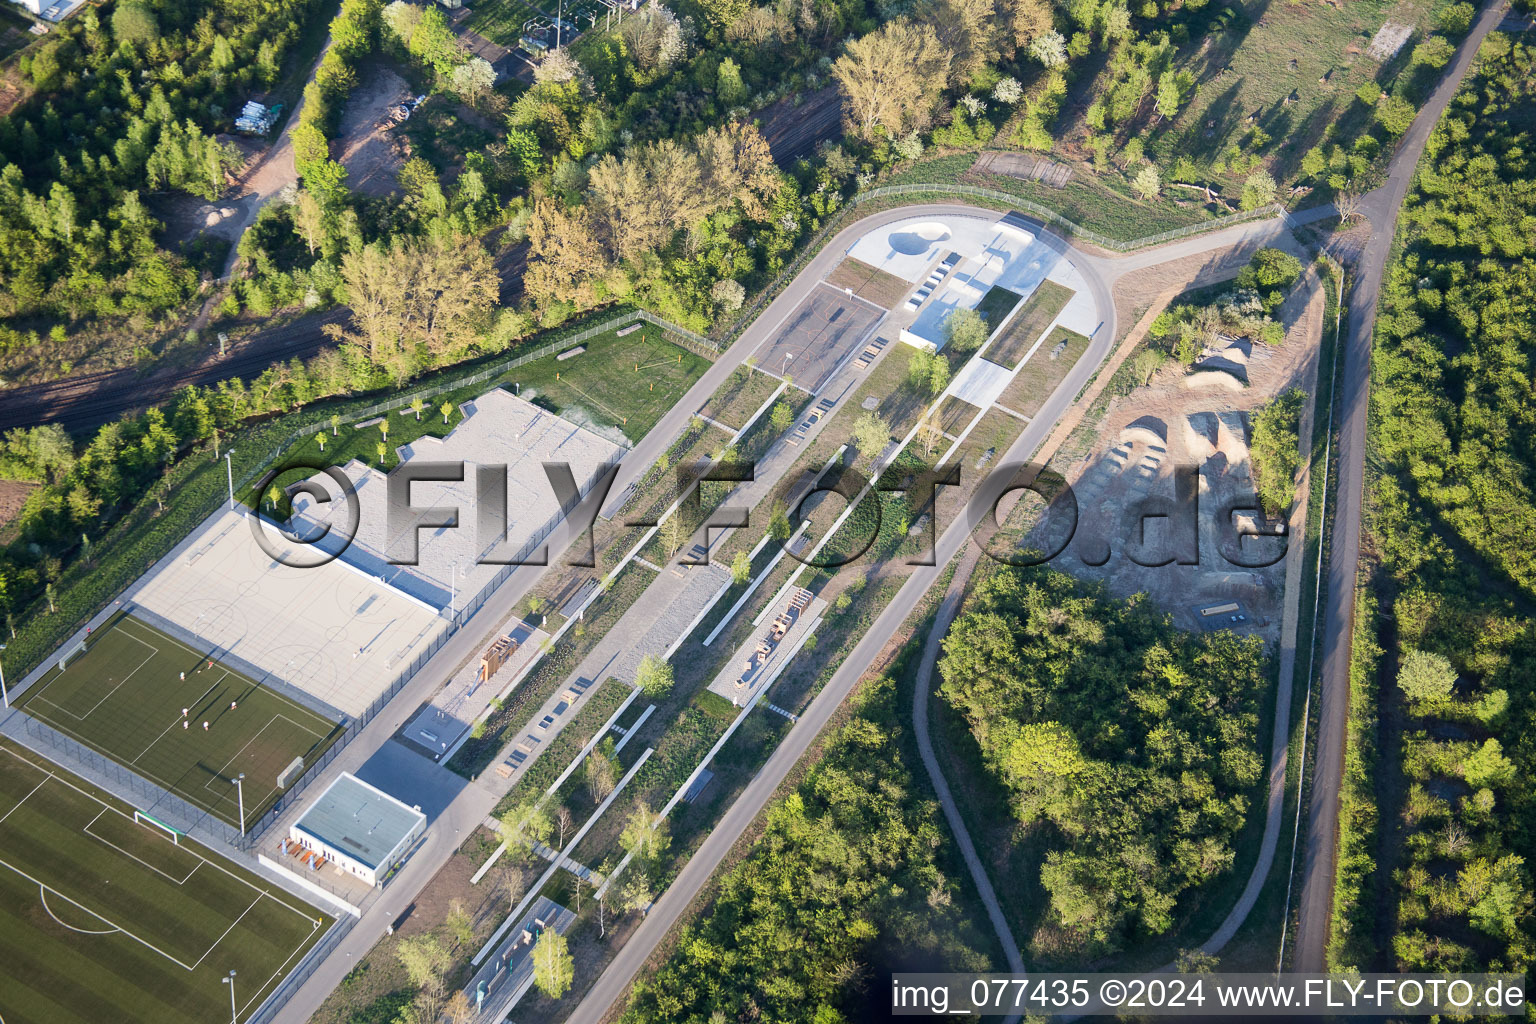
[938,566,1268,959]
[0,0,328,342]
[620,675,988,1023]
[1330,31,1536,976]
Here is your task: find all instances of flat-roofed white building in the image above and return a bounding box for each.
[290,773,426,887]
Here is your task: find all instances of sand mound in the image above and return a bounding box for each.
[1184,412,1218,459]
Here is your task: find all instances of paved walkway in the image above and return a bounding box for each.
[1292,0,1510,971]
[909,542,1025,979]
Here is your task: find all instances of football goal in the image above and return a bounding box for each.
[133,810,183,845]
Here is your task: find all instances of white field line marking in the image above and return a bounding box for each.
[237,907,325,1019]
[121,616,336,735]
[198,713,326,814]
[1,746,324,926]
[128,678,221,765]
[189,893,264,970]
[39,885,119,934]
[0,776,49,827]
[31,630,157,721]
[81,807,201,886]
[0,857,196,970]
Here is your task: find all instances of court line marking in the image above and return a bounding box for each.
[197,713,329,813]
[39,885,120,935]
[127,676,223,766]
[81,807,201,887]
[116,616,336,734]
[0,748,325,972]
[21,617,337,826]
[28,629,158,722]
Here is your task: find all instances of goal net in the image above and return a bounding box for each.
[134,810,183,845]
[56,638,87,672]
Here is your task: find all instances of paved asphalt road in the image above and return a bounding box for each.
[561,209,1120,1024]
[1290,0,1509,972]
[273,203,1111,1024]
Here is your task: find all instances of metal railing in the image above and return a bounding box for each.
[228,308,717,503]
[718,181,1286,347]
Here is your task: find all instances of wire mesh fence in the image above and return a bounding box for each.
[719,181,1286,348]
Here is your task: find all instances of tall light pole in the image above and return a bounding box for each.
[0,643,8,708]
[233,773,246,838]
[450,562,458,620]
[225,450,236,511]
[222,970,237,1024]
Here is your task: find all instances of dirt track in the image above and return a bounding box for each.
[0,308,348,435]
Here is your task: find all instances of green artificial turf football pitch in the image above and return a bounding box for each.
[17,611,342,830]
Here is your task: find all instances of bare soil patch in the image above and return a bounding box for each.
[825,258,913,308]
[0,479,35,535]
[1037,266,1326,639]
[337,63,414,198]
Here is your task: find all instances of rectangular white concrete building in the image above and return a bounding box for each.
[290,773,426,887]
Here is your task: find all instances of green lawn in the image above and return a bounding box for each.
[515,328,709,440]
[983,280,1076,370]
[17,611,341,830]
[975,285,1024,329]
[0,742,331,1024]
[892,153,1213,242]
[464,0,547,48]
[275,325,709,482]
[698,366,783,431]
[1157,0,1454,182]
[999,325,1092,418]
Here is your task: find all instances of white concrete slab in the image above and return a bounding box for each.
[291,389,626,612]
[132,509,445,719]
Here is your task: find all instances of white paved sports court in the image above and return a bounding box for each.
[131,508,444,719]
[290,389,626,612]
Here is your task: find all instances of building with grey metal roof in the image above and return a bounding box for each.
[290,773,426,887]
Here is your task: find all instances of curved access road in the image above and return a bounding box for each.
[560,204,1119,1024]
[1290,0,1509,972]
[271,203,1113,1024]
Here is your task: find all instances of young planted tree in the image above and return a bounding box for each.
[411,397,425,421]
[585,746,619,804]
[532,929,575,999]
[730,549,752,585]
[376,441,389,466]
[445,898,475,949]
[330,412,341,436]
[555,806,575,848]
[440,399,454,424]
[620,802,670,861]
[499,800,554,848]
[769,503,792,543]
[635,654,674,698]
[314,432,327,452]
[770,400,794,433]
[851,412,892,466]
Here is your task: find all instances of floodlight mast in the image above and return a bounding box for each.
[233,773,246,838]
[0,643,8,708]
[222,970,237,1024]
